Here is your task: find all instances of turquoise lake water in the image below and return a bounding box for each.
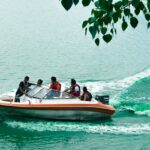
[0,0,150,149]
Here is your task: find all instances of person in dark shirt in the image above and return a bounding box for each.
[15,76,34,102]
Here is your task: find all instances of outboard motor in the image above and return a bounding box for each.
[95,95,109,104]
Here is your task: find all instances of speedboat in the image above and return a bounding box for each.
[0,86,115,121]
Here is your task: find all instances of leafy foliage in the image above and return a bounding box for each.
[103,34,112,43]
[122,21,128,31]
[82,0,91,6]
[95,38,100,46]
[130,17,138,28]
[60,0,150,45]
[61,0,73,11]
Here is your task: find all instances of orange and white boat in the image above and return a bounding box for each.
[0,86,115,121]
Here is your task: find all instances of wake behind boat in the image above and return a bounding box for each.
[0,86,115,121]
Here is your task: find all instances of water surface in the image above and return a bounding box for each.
[0,0,150,149]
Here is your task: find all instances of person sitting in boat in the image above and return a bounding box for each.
[48,76,61,98]
[64,79,80,97]
[15,76,35,102]
[26,79,43,98]
[79,86,92,101]
[37,79,43,87]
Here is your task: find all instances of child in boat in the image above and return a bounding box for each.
[79,86,92,101]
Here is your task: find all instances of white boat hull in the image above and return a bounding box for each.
[0,107,111,120]
[0,95,115,121]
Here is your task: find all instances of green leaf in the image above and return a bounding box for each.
[73,0,79,5]
[89,26,97,39]
[101,0,109,11]
[103,34,112,43]
[135,8,140,15]
[132,0,140,8]
[114,1,122,11]
[143,8,147,14]
[133,2,144,14]
[122,0,129,6]
[92,10,104,19]
[88,17,95,24]
[103,16,112,25]
[92,9,100,18]
[124,8,130,16]
[130,17,138,28]
[95,38,100,46]
[145,13,150,21]
[117,10,122,19]
[94,21,99,28]
[113,12,119,23]
[94,1,100,8]
[122,21,128,31]
[82,20,88,28]
[130,13,133,17]
[101,27,107,34]
[61,0,73,11]
[110,28,117,35]
[82,0,91,7]
[110,28,114,34]
[138,1,145,11]
[147,1,150,12]
[98,18,103,26]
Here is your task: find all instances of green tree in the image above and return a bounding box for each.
[60,0,150,45]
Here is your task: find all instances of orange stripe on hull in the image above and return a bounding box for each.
[0,102,115,115]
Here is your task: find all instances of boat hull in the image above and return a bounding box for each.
[0,107,112,120]
[0,98,115,121]
[0,94,115,120]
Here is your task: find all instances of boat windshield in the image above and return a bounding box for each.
[27,86,49,99]
[27,86,62,99]
[27,86,76,99]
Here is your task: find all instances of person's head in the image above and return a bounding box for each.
[51,76,56,83]
[37,79,43,86]
[24,76,29,83]
[71,79,76,85]
[83,86,87,92]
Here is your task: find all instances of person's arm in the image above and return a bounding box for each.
[79,94,84,100]
[29,82,36,86]
[50,83,54,89]
[63,87,70,92]
[84,94,89,101]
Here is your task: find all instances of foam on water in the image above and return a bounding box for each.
[83,68,150,93]
[5,120,150,135]
[135,110,150,116]
[119,106,150,117]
